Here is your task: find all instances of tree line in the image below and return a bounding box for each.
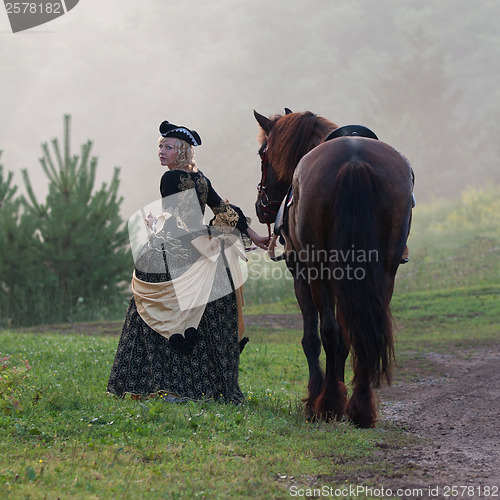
[0,116,132,328]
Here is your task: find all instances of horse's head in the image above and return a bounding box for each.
[254,109,289,225]
[254,109,338,225]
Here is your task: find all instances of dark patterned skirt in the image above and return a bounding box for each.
[106,291,244,403]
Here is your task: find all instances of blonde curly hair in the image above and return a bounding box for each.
[159,136,197,171]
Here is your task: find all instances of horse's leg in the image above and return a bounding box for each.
[311,281,348,421]
[346,365,377,429]
[334,309,350,385]
[289,258,323,416]
[347,273,395,429]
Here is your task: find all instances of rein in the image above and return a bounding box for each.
[257,147,289,261]
[257,147,286,239]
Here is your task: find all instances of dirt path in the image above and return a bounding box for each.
[377,349,500,497]
[245,315,500,496]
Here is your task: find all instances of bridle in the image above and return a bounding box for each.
[257,146,286,238]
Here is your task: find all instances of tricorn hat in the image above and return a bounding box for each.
[159,121,202,146]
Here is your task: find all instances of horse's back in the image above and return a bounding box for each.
[295,137,412,191]
[290,136,413,261]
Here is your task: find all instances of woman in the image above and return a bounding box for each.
[107,120,268,403]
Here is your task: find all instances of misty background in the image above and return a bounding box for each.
[1,0,499,226]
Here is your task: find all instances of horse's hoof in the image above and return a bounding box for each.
[346,409,377,428]
[349,417,376,429]
[304,407,320,422]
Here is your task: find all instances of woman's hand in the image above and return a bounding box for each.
[145,211,157,230]
[246,227,270,250]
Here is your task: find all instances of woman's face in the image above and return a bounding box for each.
[158,138,179,168]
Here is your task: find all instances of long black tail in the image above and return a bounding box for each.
[330,160,394,386]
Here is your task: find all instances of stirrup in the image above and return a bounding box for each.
[268,233,286,262]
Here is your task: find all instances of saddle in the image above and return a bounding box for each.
[324,124,379,142]
[273,125,379,240]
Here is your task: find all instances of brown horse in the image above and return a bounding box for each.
[254,109,414,428]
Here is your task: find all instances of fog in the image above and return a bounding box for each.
[1,0,498,227]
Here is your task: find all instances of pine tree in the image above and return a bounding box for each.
[0,152,21,327]
[0,153,42,327]
[21,115,132,324]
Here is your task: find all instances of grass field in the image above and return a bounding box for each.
[0,187,499,499]
[0,329,395,499]
[1,285,498,499]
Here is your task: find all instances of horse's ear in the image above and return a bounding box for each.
[254,110,272,134]
[284,107,293,115]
